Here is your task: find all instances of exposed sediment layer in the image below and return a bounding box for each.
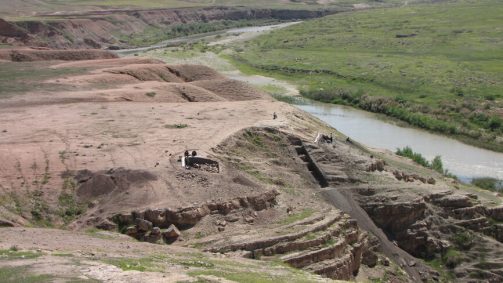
[0,7,337,49]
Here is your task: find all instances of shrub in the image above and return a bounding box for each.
[451,231,475,251]
[431,156,445,174]
[396,146,430,167]
[471,177,503,191]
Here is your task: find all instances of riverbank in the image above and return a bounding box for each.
[232,0,503,153]
[132,21,503,182]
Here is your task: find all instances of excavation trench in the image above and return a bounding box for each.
[296,139,433,281]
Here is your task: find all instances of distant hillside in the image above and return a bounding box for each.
[0,0,433,18]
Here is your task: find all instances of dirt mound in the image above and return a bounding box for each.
[105,64,184,82]
[191,79,266,101]
[76,168,157,200]
[50,57,163,69]
[0,18,29,38]
[113,82,225,103]
[52,73,141,85]
[159,83,224,102]
[167,64,226,82]
[0,48,117,61]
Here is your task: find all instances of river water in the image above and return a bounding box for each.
[297,100,503,182]
[126,22,503,182]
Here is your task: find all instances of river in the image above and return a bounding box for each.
[297,100,503,182]
[126,22,503,183]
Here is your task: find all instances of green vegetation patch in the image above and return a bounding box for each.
[0,248,43,260]
[235,0,503,152]
[188,269,319,283]
[58,178,85,225]
[120,19,278,47]
[105,257,162,272]
[0,62,85,97]
[396,146,456,178]
[279,208,314,225]
[165,123,189,129]
[0,266,53,283]
[472,177,503,192]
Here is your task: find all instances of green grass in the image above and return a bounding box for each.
[0,62,85,98]
[0,249,43,260]
[472,177,503,191]
[119,19,278,47]
[0,266,53,283]
[105,257,163,272]
[395,146,456,178]
[279,208,314,225]
[164,123,189,129]
[425,247,462,282]
[58,178,85,225]
[235,0,503,152]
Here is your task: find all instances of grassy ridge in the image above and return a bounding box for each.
[234,0,503,151]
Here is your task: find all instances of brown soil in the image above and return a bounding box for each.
[0,7,337,49]
[0,48,117,61]
[1,51,502,282]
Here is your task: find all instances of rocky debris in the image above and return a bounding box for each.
[355,187,376,196]
[184,157,220,173]
[455,217,490,232]
[367,160,385,172]
[95,219,117,231]
[145,227,162,243]
[486,206,503,221]
[362,250,378,267]
[432,194,473,208]
[123,221,180,244]
[451,205,487,220]
[224,214,239,223]
[392,170,431,184]
[110,190,279,242]
[162,224,181,241]
[207,211,345,253]
[136,219,153,232]
[489,224,503,242]
[361,200,427,235]
[361,197,446,258]
[0,218,16,227]
[207,211,368,281]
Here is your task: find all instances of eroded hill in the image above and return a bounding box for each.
[1,49,503,282]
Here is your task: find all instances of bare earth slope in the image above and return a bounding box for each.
[1,50,503,282]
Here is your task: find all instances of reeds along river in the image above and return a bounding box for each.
[297,100,503,183]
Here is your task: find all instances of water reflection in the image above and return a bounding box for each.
[297,100,503,182]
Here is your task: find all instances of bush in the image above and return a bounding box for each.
[396,146,430,167]
[471,177,503,191]
[451,231,475,251]
[431,156,444,174]
[396,147,457,178]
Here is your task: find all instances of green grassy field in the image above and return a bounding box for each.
[0,62,87,98]
[233,0,503,152]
